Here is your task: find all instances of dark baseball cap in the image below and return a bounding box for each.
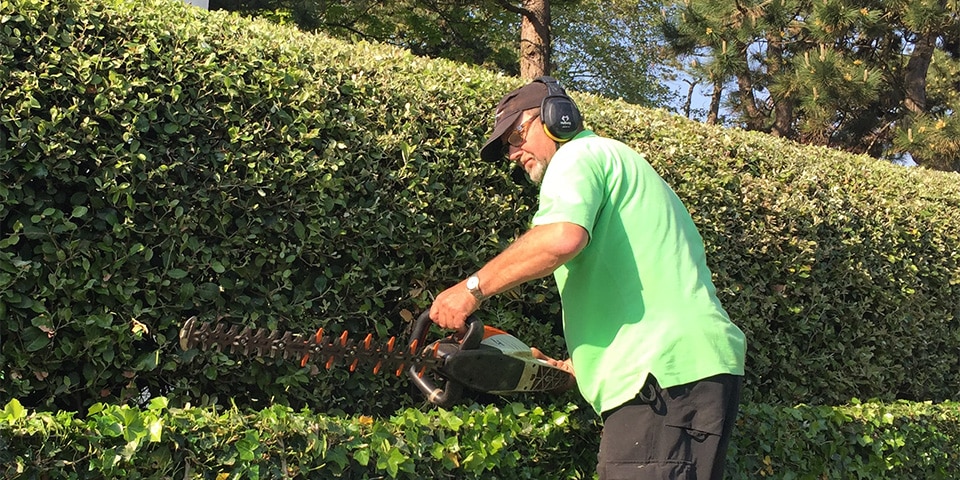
[479,81,549,162]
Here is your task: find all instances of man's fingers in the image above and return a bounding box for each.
[530,347,576,376]
[429,308,464,331]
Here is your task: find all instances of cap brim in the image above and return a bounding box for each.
[479,109,522,162]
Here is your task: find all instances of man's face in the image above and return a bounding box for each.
[502,110,557,185]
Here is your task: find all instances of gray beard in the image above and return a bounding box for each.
[528,159,547,185]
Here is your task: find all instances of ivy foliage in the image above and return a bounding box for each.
[1,0,959,418]
[1,397,958,479]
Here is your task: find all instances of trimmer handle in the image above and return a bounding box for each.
[407,310,483,407]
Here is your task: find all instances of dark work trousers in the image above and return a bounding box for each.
[597,374,742,480]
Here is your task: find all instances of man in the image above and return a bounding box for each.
[429,77,746,479]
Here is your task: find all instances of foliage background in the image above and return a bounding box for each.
[1,0,959,421]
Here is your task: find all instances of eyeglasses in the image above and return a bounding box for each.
[503,113,540,153]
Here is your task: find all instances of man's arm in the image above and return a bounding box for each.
[430,222,589,330]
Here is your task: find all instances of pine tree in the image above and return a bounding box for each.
[663,0,960,171]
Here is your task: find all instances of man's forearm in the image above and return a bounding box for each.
[473,222,588,298]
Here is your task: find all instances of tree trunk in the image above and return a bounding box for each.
[519,0,550,79]
[683,79,698,118]
[766,32,793,138]
[736,71,765,131]
[707,81,722,125]
[903,29,937,115]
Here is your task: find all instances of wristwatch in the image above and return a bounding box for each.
[465,274,486,302]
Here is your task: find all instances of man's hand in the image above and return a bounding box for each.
[429,280,480,331]
[531,347,577,391]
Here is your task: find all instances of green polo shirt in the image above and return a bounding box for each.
[532,131,746,415]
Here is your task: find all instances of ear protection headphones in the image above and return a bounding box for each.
[535,76,584,143]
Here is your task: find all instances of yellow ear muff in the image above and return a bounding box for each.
[543,123,570,143]
[535,76,583,141]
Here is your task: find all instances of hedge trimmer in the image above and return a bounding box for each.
[179,311,573,407]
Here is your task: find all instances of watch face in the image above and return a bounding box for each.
[467,276,479,290]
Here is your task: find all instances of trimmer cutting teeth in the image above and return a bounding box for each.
[179,310,573,407]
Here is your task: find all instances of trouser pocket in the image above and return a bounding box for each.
[599,460,695,480]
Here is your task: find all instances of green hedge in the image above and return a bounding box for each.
[2,0,959,416]
[2,398,958,479]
